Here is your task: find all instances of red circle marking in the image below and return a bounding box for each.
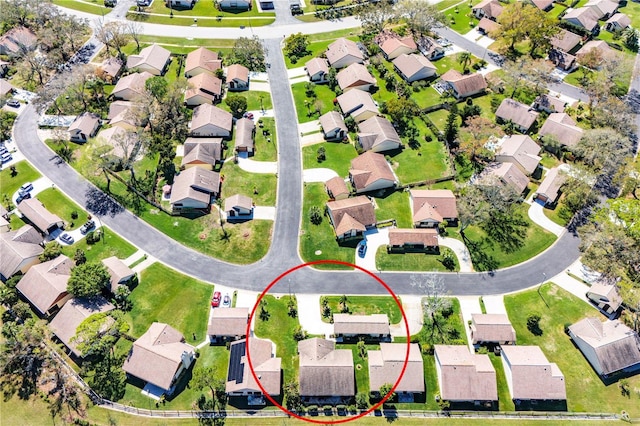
[245,259,411,424]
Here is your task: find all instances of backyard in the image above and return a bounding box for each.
[321,295,403,324]
[373,190,412,228]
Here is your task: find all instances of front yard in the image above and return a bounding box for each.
[321,295,403,324]
[0,160,42,203]
[60,227,137,262]
[32,187,83,231]
[302,141,357,177]
[291,82,338,124]
[375,246,460,272]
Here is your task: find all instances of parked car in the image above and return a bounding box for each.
[1,153,12,163]
[16,192,31,204]
[223,294,231,307]
[80,220,95,235]
[211,291,222,308]
[243,112,254,120]
[6,99,19,108]
[358,241,367,258]
[60,233,74,244]
[18,182,34,196]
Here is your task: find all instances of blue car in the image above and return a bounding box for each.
[358,242,367,258]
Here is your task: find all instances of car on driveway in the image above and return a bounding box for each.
[80,220,95,235]
[243,112,254,120]
[211,291,222,308]
[18,182,34,196]
[223,294,231,307]
[1,152,12,163]
[16,192,31,204]
[60,233,74,245]
[358,241,367,258]
[6,99,19,108]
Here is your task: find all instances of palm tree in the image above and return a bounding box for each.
[214,198,229,241]
[458,51,472,74]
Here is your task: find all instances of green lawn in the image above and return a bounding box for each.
[543,200,571,227]
[123,263,212,339]
[291,81,338,123]
[302,141,357,177]
[254,295,301,383]
[322,296,403,324]
[33,188,83,231]
[119,38,235,57]
[253,117,277,162]
[489,353,516,411]
[0,160,41,205]
[505,283,640,416]
[410,86,445,109]
[443,1,479,34]
[52,0,107,14]
[433,54,483,77]
[220,162,276,205]
[427,108,455,131]
[375,246,460,272]
[463,204,557,271]
[220,91,272,112]
[60,227,137,262]
[336,343,379,394]
[373,190,412,228]
[284,36,359,69]
[300,183,355,269]
[126,12,275,27]
[142,0,274,18]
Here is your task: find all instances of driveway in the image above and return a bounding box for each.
[296,294,333,337]
[482,295,507,315]
[355,228,390,272]
[457,296,482,350]
[302,168,338,183]
[300,132,325,146]
[439,236,473,272]
[11,176,53,205]
[250,82,271,92]
[528,202,565,237]
[236,156,277,174]
[298,120,320,134]
[253,206,276,220]
[390,295,424,338]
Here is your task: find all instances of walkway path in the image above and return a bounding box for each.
[439,236,473,272]
[131,255,157,274]
[457,296,482,351]
[528,202,565,237]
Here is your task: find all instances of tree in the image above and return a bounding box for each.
[292,325,307,341]
[0,110,17,141]
[73,249,86,266]
[356,392,370,409]
[339,294,349,313]
[67,262,111,298]
[145,76,168,101]
[258,298,270,321]
[459,116,503,166]
[356,1,395,34]
[228,36,266,71]
[193,367,225,411]
[525,7,560,57]
[40,241,62,262]
[113,285,133,311]
[494,2,531,51]
[95,20,129,58]
[47,367,82,421]
[379,383,396,402]
[225,94,248,118]
[458,51,472,74]
[126,21,143,52]
[395,0,446,37]
[284,380,304,412]
[383,97,419,130]
[309,206,322,225]
[526,314,543,336]
[443,103,459,145]
[284,32,310,63]
[410,275,454,343]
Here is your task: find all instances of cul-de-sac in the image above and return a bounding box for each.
[0,0,639,425]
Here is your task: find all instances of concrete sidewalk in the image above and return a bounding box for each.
[458,296,482,351]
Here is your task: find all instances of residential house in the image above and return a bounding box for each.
[0,78,15,97]
[126,43,171,76]
[0,205,8,233]
[387,228,439,253]
[576,40,615,66]
[298,338,355,402]
[606,13,631,32]
[440,70,487,99]
[0,60,10,78]
[185,73,223,106]
[477,17,501,35]
[549,48,577,72]
[586,282,623,315]
[375,31,417,60]
[535,167,566,206]
[16,255,73,317]
[530,0,554,11]
[68,113,100,143]
[226,338,281,402]
[349,151,397,193]
[0,225,43,281]
[0,26,37,56]
[410,189,458,228]
[472,0,504,20]
[434,345,498,406]
[226,64,250,91]
[169,167,220,213]
[184,47,222,78]
[501,345,566,403]
[538,113,584,148]
[189,104,233,139]
[393,53,437,83]
[122,322,196,395]
[417,36,445,61]
[112,72,153,101]
[326,38,364,69]
[101,256,136,293]
[495,98,539,133]
[218,0,252,11]
[470,314,516,346]
[569,318,640,376]
[49,296,115,357]
[108,101,137,131]
[325,176,350,201]
[319,111,347,141]
[99,57,123,83]
[305,57,330,84]
[225,194,253,218]
[234,117,256,154]
[17,198,64,235]
[326,196,376,240]
[368,343,424,400]
[181,137,223,170]
[550,30,583,55]
[208,307,249,343]
[533,94,567,114]
[336,63,376,92]
[480,162,530,194]
[96,126,138,160]
[495,135,541,175]
[563,7,601,33]
[333,314,390,341]
[336,90,379,123]
[356,116,402,153]
[168,0,198,7]
[586,0,618,20]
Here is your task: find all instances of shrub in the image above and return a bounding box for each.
[71,210,78,220]
[527,314,543,336]
[309,206,323,225]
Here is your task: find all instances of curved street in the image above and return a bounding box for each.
[10,3,583,296]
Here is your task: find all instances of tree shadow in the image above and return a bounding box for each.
[85,187,124,218]
[463,238,499,272]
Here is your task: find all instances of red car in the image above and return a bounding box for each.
[211,291,222,308]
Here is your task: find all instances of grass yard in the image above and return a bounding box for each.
[427,108,457,132]
[254,295,301,383]
[60,226,136,262]
[543,200,571,227]
[291,81,338,123]
[220,91,272,112]
[373,190,412,228]
[141,0,274,18]
[253,117,278,162]
[505,283,640,416]
[32,188,83,231]
[336,343,380,394]
[0,160,41,203]
[124,263,212,339]
[300,183,355,269]
[375,246,460,272]
[52,0,107,14]
[443,2,479,34]
[284,35,360,69]
[489,353,516,411]
[390,122,451,183]
[119,38,235,57]
[302,141,357,177]
[220,162,276,205]
[410,86,444,109]
[463,204,557,271]
[433,54,483,77]
[322,295,403,324]
[127,13,274,28]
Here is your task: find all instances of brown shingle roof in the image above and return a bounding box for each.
[357,116,401,152]
[501,345,566,400]
[122,322,195,390]
[298,338,355,397]
[112,72,153,98]
[336,63,376,91]
[0,78,15,96]
[563,7,601,31]
[536,167,566,203]
[170,167,220,205]
[534,94,567,113]
[226,64,249,83]
[607,13,631,28]
[368,343,424,393]
[388,228,439,247]
[325,176,350,199]
[587,282,622,311]
[333,314,390,336]
[539,113,583,147]
[190,104,233,134]
[16,255,73,315]
[185,73,222,103]
[100,57,123,79]
[224,194,253,214]
[496,135,541,175]
[531,0,554,10]
[481,162,530,194]
[440,70,487,97]
[101,256,135,293]
[336,90,379,120]
[410,189,458,224]
[226,338,281,395]
[326,38,364,68]
[235,117,255,151]
[473,0,504,19]
[470,314,516,344]
[18,198,64,234]
[495,98,539,131]
[319,111,347,136]
[478,17,500,34]
[48,296,115,357]
[576,40,615,62]
[349,151,396,191]
[126,43,170,73]
[550,30,582,53]
[208,307,249,337]
[68,112,100,136]
[305,57,329,78]
[377,33,417,58]
[326,196,376,236]
[185,47,222,75]
[435,345,497,401]
[392,53,436,81]
[0,26,37,54]
[0,225,43,279]
[182,137,222,167]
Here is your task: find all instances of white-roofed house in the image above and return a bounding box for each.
[305,57,330,84]
[356,116,402,153]
[336,90,380,123]
[495,135,542,176]
[393,54,437,83]
[68,113,101,143]
[319,111,348,141]
[169,167,220,213]
[325,38,364,69]
[333,313,391,341]
[224,194,253,219]
[0,225,43,281]
[126,44,171,76]
[189,104,233,139]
